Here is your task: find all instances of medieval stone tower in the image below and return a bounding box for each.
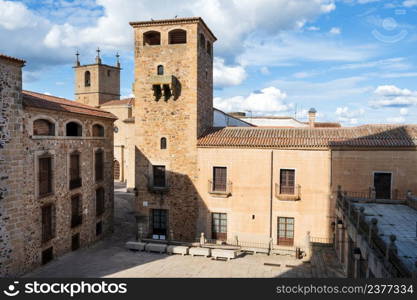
[74,49,121,107]
[130,17,216,241]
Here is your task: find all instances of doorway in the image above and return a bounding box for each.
[374,172,391,199]
[152,209,167,240]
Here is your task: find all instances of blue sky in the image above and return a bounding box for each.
[1,0,417,125]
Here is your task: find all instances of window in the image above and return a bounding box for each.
[114,160,120,180]
[42,204,55,243]
[160,137,167,150]
[277,217,294,246]
[71,195,82,228]
[213,167,227,192]
[152,209,167,239]
[96,221,102,236]
[95,149,104,182]
[207,41,212,56]
[66,122,82,137]
[96,188,105,216]
[169,29,187,44]
[143,31,161,46]
[280,169,295,194]
[92,124,104,137]
[107,70,111,77]
[153,165,166,187]
[199,33,206,49]
[212,213,227,241]
[71,233,80,251]
[84,71,91,87]
[33,119,54,136]
[157,65,164,75]
[41,247,53,265]
[69,152,81,189]
[39,156,53,197]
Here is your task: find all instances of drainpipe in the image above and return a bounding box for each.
[269,150,274,254]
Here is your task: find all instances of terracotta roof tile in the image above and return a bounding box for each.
[197,126,417,149]
[22,90,117,120]
[0,53,26,65]
[100,98,134,106]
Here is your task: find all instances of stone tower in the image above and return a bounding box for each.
[74,49,121,107]
[130,17,216,241]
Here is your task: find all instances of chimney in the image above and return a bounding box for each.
[308,108,317,128]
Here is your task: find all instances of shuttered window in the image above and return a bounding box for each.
[153,166,166,187]
[213,167,227,192]
[42,204,55,243]
[169,29,187,44]
[277,217,294,246]
[96,188,105,216]
[69,152,81,189]
[95,149,104,182]
[39,156,52,197]
[71,195,82,227]
[280,169,295,194]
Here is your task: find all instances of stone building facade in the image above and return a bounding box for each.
[0,54,116,277]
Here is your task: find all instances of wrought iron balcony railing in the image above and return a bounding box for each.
[275,183,301,201]
[208,180,232,197]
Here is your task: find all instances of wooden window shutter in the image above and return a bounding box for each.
[280,169,295,194]
[39,157,52,196]
[213,167,227,192]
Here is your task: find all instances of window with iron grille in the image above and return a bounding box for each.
[69,152,81,189]
[96,188,105,217]
[95,149,104,182]
[277,217,294,246]
[212,213,227,241]
[39,156,53,197]
[152,209,167,237]
[42,204,55,243]
[71,194,82,228]
[153,165,166,187]
[280,169,295,194]
[213,167,227,192]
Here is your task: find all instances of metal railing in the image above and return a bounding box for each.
[275,183,301,201]
[208,180,232,196]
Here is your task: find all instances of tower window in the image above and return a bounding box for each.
[160,137,167,149]
[199,33,206,49]
[84,71,91,87]
[143,31,161,46]
[169,29,187,44]
[207,41,212,56]
[157,65,164,75]
[66,121,82,137]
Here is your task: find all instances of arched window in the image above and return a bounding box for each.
[157,65,164,75]
[199,33,206,49]
[33,119,55,136]
[92,124,104,137]
[160,137,167,149]
[143,31,161,46]
[84,71,91,87]
[169,29,187,44]
[66,122,82,137]
[207,41,212,56]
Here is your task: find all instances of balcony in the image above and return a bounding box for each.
[208,180,232,197]
[275,184,301,201]
[149,75,174,85]
[69,177,82,190]
[71,214,82,228]
[147,183,170,194]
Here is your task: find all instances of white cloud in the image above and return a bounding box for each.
[400,108,409,115]
[386,116,405,123]
[370,85,417,108]
[0,0,39,30]
[213,58,247,88]
[259,66,270,75]
[214,87,292,114]
[335,106,365,124]
[329,27,341,35]
[307,26,320,31]
[403,0,417,7]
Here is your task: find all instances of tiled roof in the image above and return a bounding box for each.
[197,125,417,149]
[307,122,342,128]
[23,91,117,120]
[0,53,26,65]
[101,98,134,106]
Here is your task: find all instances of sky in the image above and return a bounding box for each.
[1,0,417,125]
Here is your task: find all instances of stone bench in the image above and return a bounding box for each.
[125,241,146,251]
[167,245,189,256]
[189,247,211,257]
[211,248,238,261]
[145,243,167,254]
[241,247,269,255]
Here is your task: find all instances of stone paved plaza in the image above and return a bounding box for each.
[26,183,344,278]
